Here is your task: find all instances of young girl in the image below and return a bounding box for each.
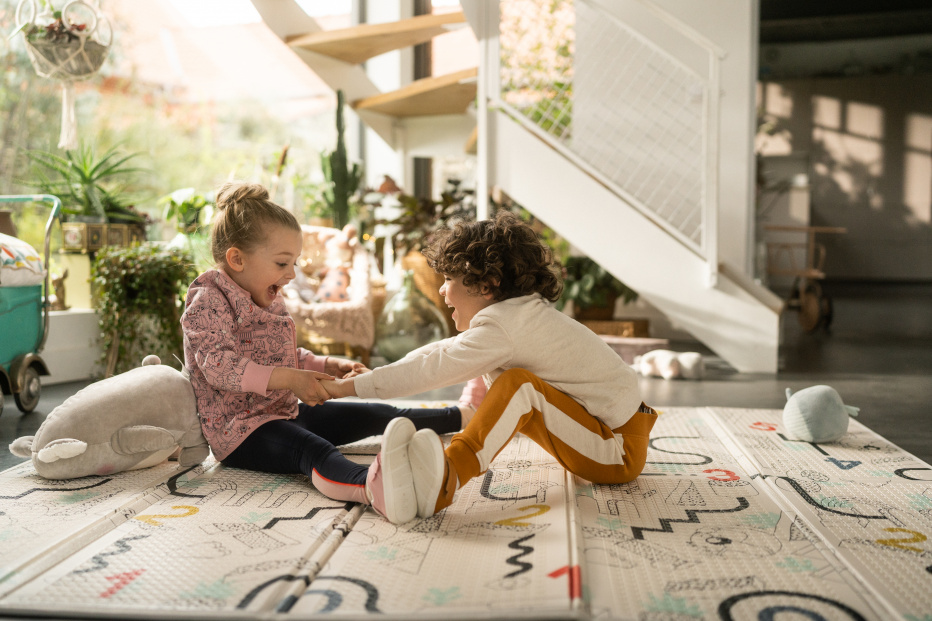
[181,182,464,524]
[324,210,658,521]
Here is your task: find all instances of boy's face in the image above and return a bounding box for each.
[440,275,496,331]
[224,224,301,307]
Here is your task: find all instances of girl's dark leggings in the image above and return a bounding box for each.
[221,400,461,488]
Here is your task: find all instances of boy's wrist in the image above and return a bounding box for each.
[322,378,356,399]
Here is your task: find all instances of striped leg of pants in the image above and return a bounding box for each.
[433,368,658,514]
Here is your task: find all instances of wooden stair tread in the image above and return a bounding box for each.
[352,68,478,117]
[286,11,466,65]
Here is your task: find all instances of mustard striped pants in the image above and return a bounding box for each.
[433,368,658,514]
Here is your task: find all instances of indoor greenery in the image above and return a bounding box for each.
[24,143,149,224]
[374,178,476,259]
[320,90,363,230]
[92,242,196,377]
[159,187,214,275]
[160,187,211,235]
[556,255,638,313]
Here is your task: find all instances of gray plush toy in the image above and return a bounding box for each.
[10,355,209,479]
[782,385,859,443]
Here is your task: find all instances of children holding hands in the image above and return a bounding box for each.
[183,182,656,526]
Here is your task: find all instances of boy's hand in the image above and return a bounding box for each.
[270,368,333,406]
[324,357,369,379]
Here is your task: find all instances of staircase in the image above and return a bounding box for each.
[252,0,782,373]
[250,0,477,157]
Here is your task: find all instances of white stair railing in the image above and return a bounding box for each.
[494,0,723,276]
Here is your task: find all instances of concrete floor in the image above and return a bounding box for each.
[2,281,930,470]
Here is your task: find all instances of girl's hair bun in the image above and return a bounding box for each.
[215,182,269,212]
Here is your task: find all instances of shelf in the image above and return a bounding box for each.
[352,67,477,117]
[286,11,467,65]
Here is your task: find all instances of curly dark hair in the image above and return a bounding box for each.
[422,210,563,302]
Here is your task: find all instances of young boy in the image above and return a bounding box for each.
[323,210,658,522]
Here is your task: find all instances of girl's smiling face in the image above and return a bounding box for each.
[224,223,302,307]
[440,274,496,331]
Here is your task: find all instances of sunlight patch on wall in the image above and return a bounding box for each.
[764,83,793,119]
[812,96,841,130]
[905,113,932,152]
[813,127,884,204]
[903,113,932,224]
[903,153,931,223]
[846,102,883,140]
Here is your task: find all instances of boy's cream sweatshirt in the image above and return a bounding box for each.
[354,293,642,429]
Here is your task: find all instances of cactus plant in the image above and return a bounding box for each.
[321,90,363,229]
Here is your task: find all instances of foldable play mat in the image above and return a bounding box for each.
[1,404,930,620]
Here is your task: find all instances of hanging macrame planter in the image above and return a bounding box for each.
[15,0,112,149]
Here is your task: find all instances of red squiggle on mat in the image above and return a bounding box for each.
[704,469,740,481]
[749,422,777,431]
[100,569,145,598]
[548,565,581,599]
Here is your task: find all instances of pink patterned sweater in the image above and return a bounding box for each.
[181,269,327,460]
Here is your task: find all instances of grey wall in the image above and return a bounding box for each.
[759,74,932,282]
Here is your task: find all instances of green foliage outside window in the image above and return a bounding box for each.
[92,243,196,377]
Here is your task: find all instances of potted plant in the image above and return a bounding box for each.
[25,144,148,220]
[556,255,638,321]
[320,90,363,230]
[373,177,475,259]
[14,1,113,149]
[24,143,149,251]
[160,187,213,274]
[364,178,475,334]
[91,242,196,376]
[17,1,111,81]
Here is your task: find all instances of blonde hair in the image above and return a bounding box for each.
[210,182,300,266]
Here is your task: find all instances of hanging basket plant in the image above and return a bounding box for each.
[13,0,112,149]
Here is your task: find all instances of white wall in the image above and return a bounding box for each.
[41,310,101,385]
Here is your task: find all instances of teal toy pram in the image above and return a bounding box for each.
[0,195,61,416]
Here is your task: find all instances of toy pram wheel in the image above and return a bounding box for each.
[14,365,41,412]
[797,282,823,333]
[820,294,834,331]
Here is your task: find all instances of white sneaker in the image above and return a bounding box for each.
[408,428,445,518]
[368,417,417,524]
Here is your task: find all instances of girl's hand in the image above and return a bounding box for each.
[324,357,369,379]
[342,366,371,379]
[270,368,333,406]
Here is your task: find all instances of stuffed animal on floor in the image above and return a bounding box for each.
[633,350,705,380]
[782,385,859,443]
[9,355,209,479]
